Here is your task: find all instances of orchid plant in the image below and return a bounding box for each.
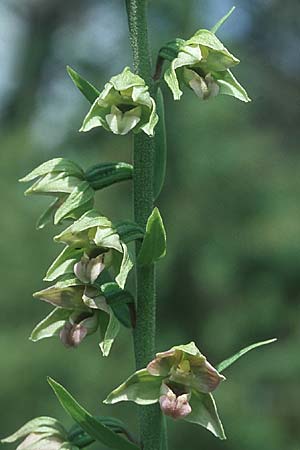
[1,4,276,450]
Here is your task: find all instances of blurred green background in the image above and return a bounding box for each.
[1,0,299,449]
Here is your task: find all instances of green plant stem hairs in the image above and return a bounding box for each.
[125,1,164,449]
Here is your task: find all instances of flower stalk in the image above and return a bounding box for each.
[125,0,164,449]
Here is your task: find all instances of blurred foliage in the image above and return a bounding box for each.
[0,0,299,449]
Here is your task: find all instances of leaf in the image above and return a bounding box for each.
[211,7,236,34]
[99,309,120,357]
[138,208,166,266]
[85,162,133,190]
[48,378,139,450]
[217,338,277,373]
[45,247,84,282]
[67,66,100,104]
[216,69,251,102]
[54,181,95,225]
[185,392,226,440]
[1,417,67,443]
[104,369,163,406]
[19,158,84,182]
[154,88,167,200]
[30,308,71,342]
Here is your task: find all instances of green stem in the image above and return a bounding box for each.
[125,1,165,450]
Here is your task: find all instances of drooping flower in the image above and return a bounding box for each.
[161,28,250,102]
[19,158,94,228]
[104,342,226,439]
[80,67,158,136]
[0,417,77,450]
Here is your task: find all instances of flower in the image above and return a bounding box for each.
[19,158,94,228]
[162,29,250,103]
[31,276,120,356]
[104,342,226,439]
[0,417,77,450]
[80,67,158,136]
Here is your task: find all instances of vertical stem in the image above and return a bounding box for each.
[125,1,163,449]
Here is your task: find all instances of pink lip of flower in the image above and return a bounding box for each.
[159,385,192,420]
[59,322,88,348]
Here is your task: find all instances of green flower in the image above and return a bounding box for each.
[80,67,158,136]
[19,158,94,228]
[31,276,121,356]
[0,417,77,450]
[104,342,226,439]
[163,28,250,103]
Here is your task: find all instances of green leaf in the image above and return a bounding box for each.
[1,417,67,443]
[104,369,163,406]
[217,338,277,373]
[45,246,84,282]
[154,88,167,200]
[99,309,120,357]
[54,182,95,225]
[68,416,132,448]
[86,162,133,190]
[211,7,236,34]
[19,158,84,182]
[48,378,139,450]
[185,392,226,440]
[67,66,100,104]
[138,208,166,266]
[216,69,251,102]
[30,308,71,342]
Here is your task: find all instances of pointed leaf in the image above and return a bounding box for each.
[30,308,71,342]
[48,378,139,450]
[104,369,163,406]
[211,7,236,34]
[154,88,167,200]
[185,392,226,440]
[217,338,277,373]
[138,208,166,266]
[67,66,100,104]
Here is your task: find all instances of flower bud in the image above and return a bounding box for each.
[18,433,63,450]
[159,384,192,420]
